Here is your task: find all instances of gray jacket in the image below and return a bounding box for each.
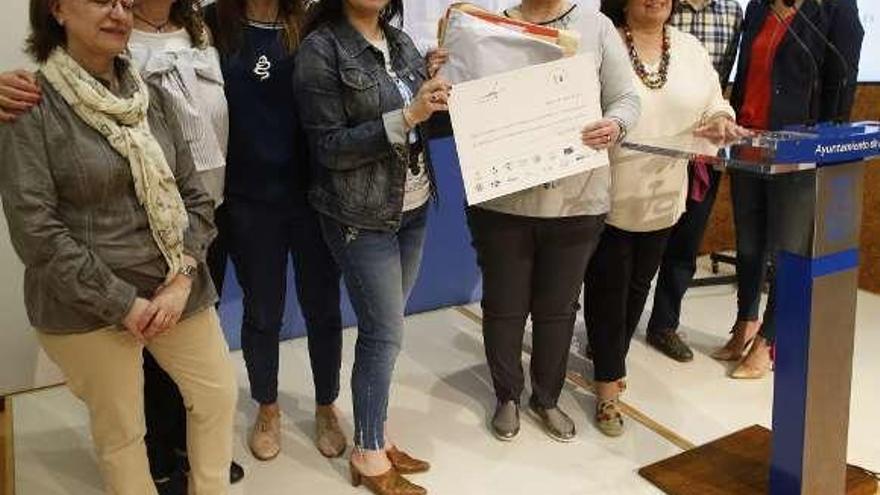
[0,67,217,334]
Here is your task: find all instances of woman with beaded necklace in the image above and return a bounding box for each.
[583,0,746,437]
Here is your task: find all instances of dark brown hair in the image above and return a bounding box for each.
[600,0,680,27]
[171,0,210,48]
[213,0,306,56]
[302,0,404,36]
[26,0,65,62]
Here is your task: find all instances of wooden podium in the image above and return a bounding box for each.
[639,426,877,495]
[624,123,880,495]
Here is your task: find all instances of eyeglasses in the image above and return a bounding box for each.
[87,0,137,12]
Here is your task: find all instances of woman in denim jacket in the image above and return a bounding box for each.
[294,1,449,494]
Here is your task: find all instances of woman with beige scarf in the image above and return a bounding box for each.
[0,0,237,493]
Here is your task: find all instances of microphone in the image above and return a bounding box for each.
[785,0,858,123]
[771,7,821,126]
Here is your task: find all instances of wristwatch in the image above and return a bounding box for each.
[178,263,197,279]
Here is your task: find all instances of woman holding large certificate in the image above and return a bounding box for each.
[583,0,746,437]
[436,0,641,444]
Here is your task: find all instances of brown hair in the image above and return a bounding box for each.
[26,0,65,62]
[213,0,305,56]
[302,0,404,37]
[171,0,210,48]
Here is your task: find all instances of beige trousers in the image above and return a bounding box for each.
[37,308,238,495]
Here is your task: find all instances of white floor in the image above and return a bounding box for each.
[11,280,880,494]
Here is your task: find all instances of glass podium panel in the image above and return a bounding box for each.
[620,131,819,175]
[621,122,880,174]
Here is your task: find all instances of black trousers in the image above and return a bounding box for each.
[468,207,605,409]
[647,169,722,335]
[225,197,343,406]
[585,225,672,383]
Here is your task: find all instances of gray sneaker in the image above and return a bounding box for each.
[491,401,520,441]
[529,402,576,443]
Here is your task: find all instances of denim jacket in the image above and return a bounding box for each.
[294,19,430,231]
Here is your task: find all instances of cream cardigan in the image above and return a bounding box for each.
[607,26,735,232]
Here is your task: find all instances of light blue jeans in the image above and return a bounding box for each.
[319,205,428,450]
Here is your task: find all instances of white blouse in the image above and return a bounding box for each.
[607,26,735,232]
[129,29,228,206]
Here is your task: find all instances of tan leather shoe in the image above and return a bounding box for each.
[712,320,761,361]
[315,406,347,458]
[350,462,427,495]
[249,407,281,461]
[387,446,430,475]
[730,337,774,379]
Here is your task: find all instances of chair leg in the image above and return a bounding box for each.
[1,396,15,495]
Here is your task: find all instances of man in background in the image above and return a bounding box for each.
[645,0,744,362]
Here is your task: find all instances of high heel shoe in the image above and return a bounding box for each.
[386,446,430,474]
[730,337,774,379]
[712,320,761,361]
[349,461,427,495]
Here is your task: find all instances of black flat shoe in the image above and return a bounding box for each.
[647,330,694,363]
[154,470,187,495]
[230,461,245,484]
[178,453,245,485]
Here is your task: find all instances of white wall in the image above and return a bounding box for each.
[0,0,64,396]
[0,0,31,69]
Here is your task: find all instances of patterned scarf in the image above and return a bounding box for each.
[41,48,189,281]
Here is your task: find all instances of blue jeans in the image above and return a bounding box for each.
[319,206,429,451]
[731,171,815,342]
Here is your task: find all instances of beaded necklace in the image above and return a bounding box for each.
[623,25,671,90]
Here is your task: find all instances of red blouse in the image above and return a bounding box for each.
[738,12,795,130]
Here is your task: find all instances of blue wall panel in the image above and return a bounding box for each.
[217,137,482,349]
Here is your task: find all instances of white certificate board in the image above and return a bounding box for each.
[448,54,609,205]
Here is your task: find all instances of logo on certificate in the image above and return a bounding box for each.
[551,68,568,85]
